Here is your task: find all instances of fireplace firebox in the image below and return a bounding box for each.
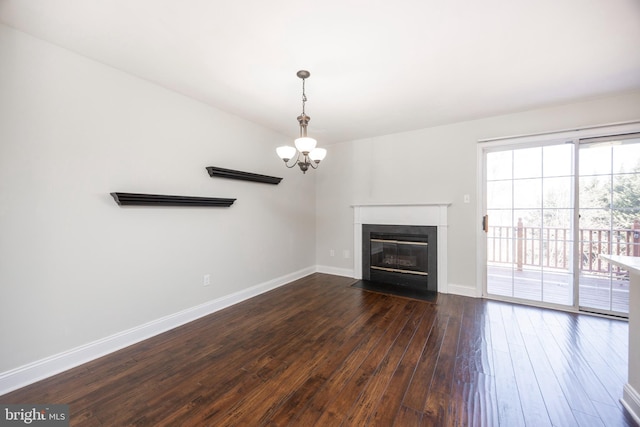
[362,224,437,292]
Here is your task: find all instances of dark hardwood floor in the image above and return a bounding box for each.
[1,273,634,426]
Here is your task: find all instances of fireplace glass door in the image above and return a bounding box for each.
[370,236,428,276]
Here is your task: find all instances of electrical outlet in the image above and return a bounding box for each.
[330,249,335,257]
[343,249,350,259]
[203,274,210,287]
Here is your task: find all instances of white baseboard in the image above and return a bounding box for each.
[622,383,640,425]
[315,265,355,278]
[0,267,315,396]
[447,283,481,298]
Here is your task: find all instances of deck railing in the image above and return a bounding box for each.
[487,219,640,274]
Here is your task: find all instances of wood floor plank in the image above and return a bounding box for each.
[345,304,428,426]
[492,348,526,427]
[524,308,600,418]
[0,274,632,426]
[452,299,499,427]
[400,308,449,411]
[427,297,462,400]
[573,316,628,386]
[519,329,580,427]
[393,405,424,426]
[367,308,436,426]
[454,298,490,383]
[312,301,421,426]
[542,315,620,408]
[508,342,553,426]
[468,372,499,427]
[420,299,463,426]
[573,409,606,427]
[449,379,471,426]
[421,391,450,426]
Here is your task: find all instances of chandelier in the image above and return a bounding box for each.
[276,70,326,173]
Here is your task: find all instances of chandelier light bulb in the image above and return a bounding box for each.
[294,137,317,154]
[276,145,297,161]
[309,147,327,163]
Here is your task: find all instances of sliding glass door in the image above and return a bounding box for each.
[578,135,640,315]
[482,132,640,316]
[484,141,574,306]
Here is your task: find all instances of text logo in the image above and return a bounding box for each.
[1,405,68,426]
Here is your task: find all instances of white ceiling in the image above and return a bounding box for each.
[2,0,640,144]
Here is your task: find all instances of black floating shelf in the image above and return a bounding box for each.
[111,193,235,207]
[206,166,282,185]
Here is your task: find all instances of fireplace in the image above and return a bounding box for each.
[362,224,437,292]
[353,203,449,294]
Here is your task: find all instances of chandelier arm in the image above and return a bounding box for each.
[297,152,320,170]
[283,152,301,168]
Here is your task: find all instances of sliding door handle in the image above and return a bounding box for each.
[482,215,489,233]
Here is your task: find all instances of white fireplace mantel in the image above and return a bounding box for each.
[352,203,451,293]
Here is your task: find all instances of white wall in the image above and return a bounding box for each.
[0,25,316,374]
[316,91,640,293]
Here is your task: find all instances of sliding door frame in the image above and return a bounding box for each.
[477,121,640,314]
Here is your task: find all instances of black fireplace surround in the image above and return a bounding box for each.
[362,224,437,293]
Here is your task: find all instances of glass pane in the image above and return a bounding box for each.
[514,147,542,178]
[487,151,512,180]
[579,259,629,314]
[487,209,513,229]
[516,214,542,268]
[397,242,428,273]
[543,144,573,177]
[543,177,572,208]
[487,208,514,266]
[514,267,541,300]
[612,175,640,231]
[514,209,542,230]
[579,208,609,229]
[487,181,512,209]
[513,178,541,208]
[579,175,611,209]
[487,262,514,298]
[608,227,634,257]
[541,233,572,270]
[580,144,612,175]
[612,269,630,313]
[487,236,514,265]
[543,208,572,229]
[579,269,613,312]
[612,139,640,174]
[543,271,572,305]
[609,139,640,269]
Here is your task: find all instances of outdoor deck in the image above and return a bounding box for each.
[488,265,630,315]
